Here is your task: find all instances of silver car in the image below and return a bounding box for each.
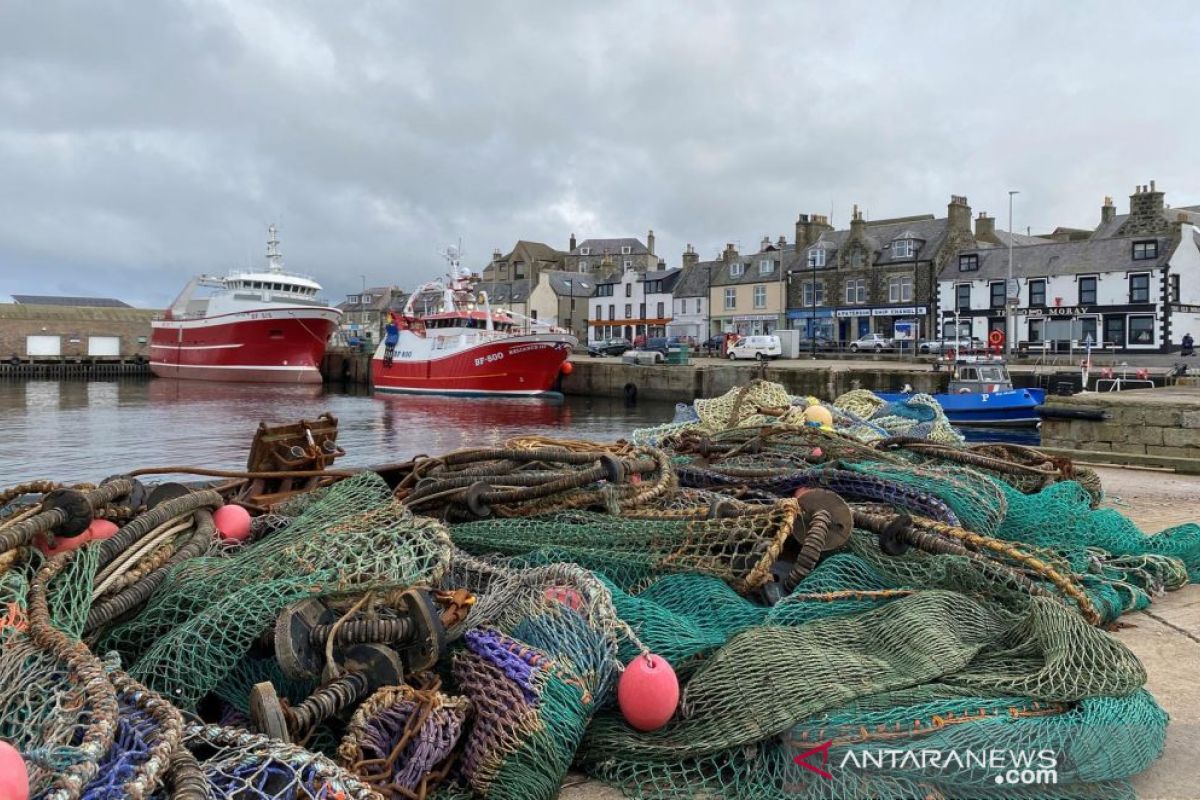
[848,333,894,352]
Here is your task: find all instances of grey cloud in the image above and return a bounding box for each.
[1,0,1198,307]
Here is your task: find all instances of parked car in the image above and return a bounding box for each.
[702,334,726,356]
[848,333,894,352]
[587,338,631,357]
[641,336,671,356]
[727,335,783,360]
[918,337,983,355]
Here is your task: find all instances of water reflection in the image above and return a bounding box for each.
[0,380,675,485]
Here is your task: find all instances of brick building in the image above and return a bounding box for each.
[0,299,158,359]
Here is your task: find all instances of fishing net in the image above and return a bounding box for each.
[99,472,454,709]
[449,500,798,592]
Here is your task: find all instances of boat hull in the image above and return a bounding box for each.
[150,307,340,384]
[372,334,575,396]
[876,388,1045,428]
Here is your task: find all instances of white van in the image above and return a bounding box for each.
[727,335,782,360]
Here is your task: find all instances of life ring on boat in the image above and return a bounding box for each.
[988,330,1004,348]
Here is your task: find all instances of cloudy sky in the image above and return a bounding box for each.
[2,1,1197,307]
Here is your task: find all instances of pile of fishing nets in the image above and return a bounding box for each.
[1,380,1198,799]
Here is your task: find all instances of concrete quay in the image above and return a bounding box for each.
[559,465,1200,800]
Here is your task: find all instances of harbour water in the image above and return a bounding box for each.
[0,380,677,486]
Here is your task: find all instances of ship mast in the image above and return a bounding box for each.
[266,224,284,274]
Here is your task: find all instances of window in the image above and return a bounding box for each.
[959,255,979,272]
[1105,316,1125,348]
[844,279,866,304]
[807,248,825,268]
[596,284,612,297]
[724,288,737,310]
[850,250,865,268]
[624,304,632,318]
[624,260,632,269]
[802,281,824,307]
[990,282,1006,308]
[608,304,615,320]
[1129,273,1150,303]
[530,309,538,321]
[645,280,663,293]
[656,301,665,318]
[888,275,913,303]
[1028,279,1046,308]
[893,239,914,258]
[1170,274,1180,302]
[1028,318,1044,343]
[1078,276,1097,305]
[621,246,631,255]
[730,262,745,277]
[580,247,590,255]
[753,285,767,308]
[639,303,646,318]
[1132,241,1158,261]
[956,284,971,311]
[1128,315,1155,345]
[625,283,632,297]
[579,260,588,272]
[695,298,701,314]
[759,259,775,275]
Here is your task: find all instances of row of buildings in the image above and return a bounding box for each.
[340,181,1200,354]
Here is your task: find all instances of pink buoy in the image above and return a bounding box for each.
[618,653,679,731]
[86,519,120,542]
[0,740,29,800]
[34,531,91,556]
[213,504,252,542]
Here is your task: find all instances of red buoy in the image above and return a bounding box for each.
[0,740,29,800]
[213,505,252,542]
[86,519,120,542]
[560,360,574,376]
[34,531,92,556]
[618,653,679,731]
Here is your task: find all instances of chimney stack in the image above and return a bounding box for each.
[947,195,972,234]
[647,229,655,256]
[492,248,502,261]
[1101,196,1116,225]
[569,233,577,251]
[682,243,699,268]
[761,235,771,251]
[777,235,787,248]
[1129,180,1164,218]
[848,205,866,242]
[974,212,1000,244]
[722,243,739,263]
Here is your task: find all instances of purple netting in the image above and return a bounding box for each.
[464,628,545,704]
[79,702,157,800]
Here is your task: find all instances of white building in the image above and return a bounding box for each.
[936,184,1200,353]
[588,266,680,344]
[666,248,710,341]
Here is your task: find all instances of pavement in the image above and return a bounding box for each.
[553,465,1200,799]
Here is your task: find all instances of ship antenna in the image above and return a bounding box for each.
[266,224,284,273]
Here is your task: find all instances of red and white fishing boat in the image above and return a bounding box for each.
[150,226,341,384]
[371,248,576,396]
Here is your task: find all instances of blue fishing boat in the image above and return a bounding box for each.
[877,357,1045,427]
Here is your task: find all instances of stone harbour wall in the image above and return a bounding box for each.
[1040,386,1200,465]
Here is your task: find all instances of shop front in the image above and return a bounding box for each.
[714,313,780,336]
[786,308,834,338]
[833,305,929,344]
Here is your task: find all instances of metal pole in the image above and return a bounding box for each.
[1007,191,1019,357]
[810,257,817,357]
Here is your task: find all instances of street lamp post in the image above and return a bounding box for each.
[1007,191,1019,357]
[810,255,817,358]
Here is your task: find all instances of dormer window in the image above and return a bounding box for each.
[959,254,979,272]
[580,247,590,255]
[758,259,775,275]
[893,239,915,258]
[621,245,632,255]
[807,248,825,268]
[1132,241,1158,261]
[730,262,745,277]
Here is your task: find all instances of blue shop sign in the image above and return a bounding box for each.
[786,308,834,319]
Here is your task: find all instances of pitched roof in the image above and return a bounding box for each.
[543,271,596,296]
[11,295,131,308]
[337,287,407,312]
[672,262,713,297]
[797,216,955,266]
[474,280,530,303]
[943,234,1174,281]
[570,237,650,256]
[504,240,565,263]
[710,250,802,286]
[0,303,157,322]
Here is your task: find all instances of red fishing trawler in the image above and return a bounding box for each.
[150,226,341,384]
[371,248,576,396]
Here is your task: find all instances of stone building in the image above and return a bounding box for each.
[337,286,408,344]
[708,237,797,337]
[478,240,568,320]
[938,182,1200,353]
[0,298,158,359]
[785,197,980,343]
[564,231,658,274]
[666,245,711,341]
